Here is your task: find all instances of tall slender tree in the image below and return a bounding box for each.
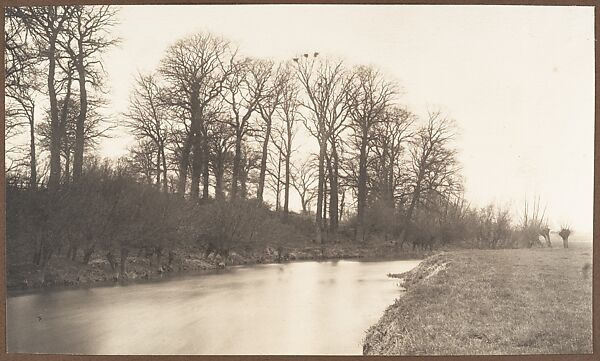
[60,5,119,182]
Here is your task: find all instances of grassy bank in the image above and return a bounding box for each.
[363,242,593,355]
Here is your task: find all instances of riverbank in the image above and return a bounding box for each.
[363,243,593,355]
[7,241,431,292]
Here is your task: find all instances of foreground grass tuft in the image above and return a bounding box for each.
[364,243,593,355]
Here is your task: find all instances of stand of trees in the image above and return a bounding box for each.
[5,6,558,277]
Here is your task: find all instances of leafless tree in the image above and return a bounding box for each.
[59,5,119,182]
[223,57,270,199]
[159,32,233,198]
[559,226,572,248]
[370,107,415,207]
[275,65,299,221]
[207,109,235,199]
[38,97,111,183]
[12,6,75,189]
[256,61,288,204]
[124,72,170,191]
[127,140,159,185]
[347,65,396,240]
[294,54,354,242]
[402,111,460,243]
[291,157,318,215]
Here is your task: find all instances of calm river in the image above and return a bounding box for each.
[7,259,420,355]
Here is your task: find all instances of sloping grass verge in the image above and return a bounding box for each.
[364,245,593,355]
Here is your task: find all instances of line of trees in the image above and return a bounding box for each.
[116,33,465,246]
[5,6,561,278]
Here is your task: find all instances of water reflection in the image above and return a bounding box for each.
[7,259,420,355]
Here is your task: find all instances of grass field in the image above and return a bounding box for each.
[363,241,593,355]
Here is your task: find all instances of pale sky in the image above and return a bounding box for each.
[92,5,594,233]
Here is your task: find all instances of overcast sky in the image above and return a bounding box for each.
[95,5,594,233]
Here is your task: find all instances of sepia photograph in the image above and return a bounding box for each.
[3,3,595,357]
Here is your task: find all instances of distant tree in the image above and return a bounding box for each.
[519,196,548,248]
[291,157,318,215]
[127,139,159,185]
[559,226,572,249]
[402,111,460,244]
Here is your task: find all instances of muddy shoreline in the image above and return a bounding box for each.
[8,242,432,292]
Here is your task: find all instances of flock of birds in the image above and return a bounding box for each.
[292,52,319,62]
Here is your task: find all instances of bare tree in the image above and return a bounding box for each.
[291,157,318,215]
[127,140,159,185]
[276,65,299,221]
[371,107,415,207]
[559,226,572,248]
[348,65,396,240]
[159,32,233,198]
[60,5,119,182]
[294,54,354,242]
[207,109,235,199]
[402,111,460,244]
[13,6,75,189]
[4,33,41,188]
[124,72,170,191]
[223,57,270,199]
[256,61,288,204]
[38,97,111,183]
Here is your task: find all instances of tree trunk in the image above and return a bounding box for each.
[190,140,202,199]
[156,149,161,187]
[47,40,61,190]
[315,140,327,242]
[401,183,421,244]
[72,57,87,182]
[257,120,272,204]
[274,148,283,211]
[29,104,37,189]
[328,145,339,242]
[356,135,368,240]
[240,155,248,199]
[119,246,129,278]
[231,133,242,199]
[323,176,328,241]
[215,159,224,200]
[160,139,168,192]
[202,137,210,200]
[63,151,71,184]
[283,148,291,222]
[177,134,192,196]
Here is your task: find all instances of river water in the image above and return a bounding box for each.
[7,259,420,355]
